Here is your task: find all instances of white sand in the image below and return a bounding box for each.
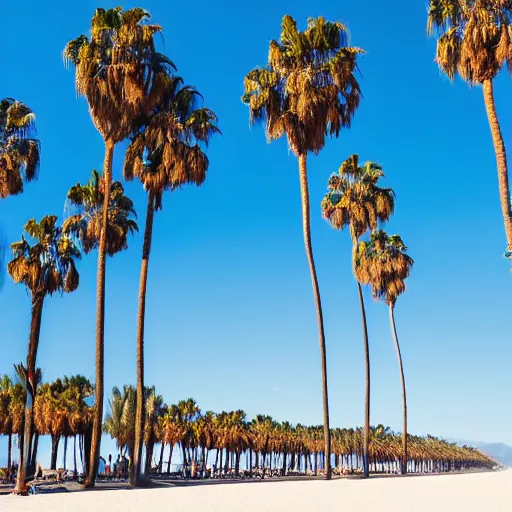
[1,470,510,512]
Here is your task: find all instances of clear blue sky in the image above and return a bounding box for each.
[1,0,511,467]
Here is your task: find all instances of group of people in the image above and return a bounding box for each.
[98,454,130,481]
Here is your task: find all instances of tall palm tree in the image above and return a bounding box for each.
[0,98,40,198]
[321,155,395,478]
[123,77,219,485]
[8,216,80,493]
[64,7,174,487]
[356,230,414,474]
[242,15,363,479]
[427,0,512,258]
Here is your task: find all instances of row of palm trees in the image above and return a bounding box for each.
[1,1,511,493]
[0,374,93,474]
[1,380,496,477]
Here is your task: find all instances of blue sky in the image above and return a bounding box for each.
[1,0,511,468]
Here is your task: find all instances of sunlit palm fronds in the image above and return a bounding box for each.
[427,0,512,83]
[0,98,40,198]
[124,77,220,209]
[64,170,138,256]
[356,230,414,307]
[8,215,81,297]
[242,15,363,156]
[63,7,176,144]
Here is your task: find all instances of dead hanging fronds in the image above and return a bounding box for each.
[355,230,414,307]
[242,15,364,156]
[0,98,40,198]
[64,170,138,257]
[8,215,81,298]
[321,154,395,248]
[427,0,512,84]
[64,7,177,144]
[123,76,220,210]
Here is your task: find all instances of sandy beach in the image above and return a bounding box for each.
[1,471,510,512]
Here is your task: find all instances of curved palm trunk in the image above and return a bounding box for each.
[389,305,407,474]
[14,292,44,494]
[357,281,370,478]
[85,141,114,488]
[297,153,331,480]
[482,79,512,253]
[132,192,155,487]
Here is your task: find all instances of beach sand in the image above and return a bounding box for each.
[1,470,510,512]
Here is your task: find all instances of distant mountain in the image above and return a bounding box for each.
[447,438,512,467]
[476,443,512,467]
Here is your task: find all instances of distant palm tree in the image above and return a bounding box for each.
[427,1,512,258]
[64,7,174,486]
[0,375,25,471]
[142,387,164,477]
[64,169,138,256]
[8,216,80,493]
[104,385,137,461]
[0,98,40,198]
[242,15,363,479]
[356,230,414,474]
[124,76,219,485]
[322,155,394,478]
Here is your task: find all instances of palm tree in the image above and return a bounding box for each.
[64,7,174,487]
[0,98,40,198]
[123,77,219,485]
[322,155,394,478]
[64,170,138,256]
[242,15,363,479]
[356,230,414,474]
[142,387,164,477]
[8,216,80,493]
[103,385,137,464]
[0,375,24,471]
[427,1,512,258]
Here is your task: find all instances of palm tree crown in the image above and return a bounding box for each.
[427,0,512,83]
[0,98,40,198]
[242,15,363,156]
[322,154,395,243]
[63,7,175,144]
[124,76,220,209]
[356,230,414,307]
[64,170,138,256]
[8,215,81,296]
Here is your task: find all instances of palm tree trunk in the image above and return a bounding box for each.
[63,436,68,470]
[30,432,39,476]
[7,432,12,471]
[133,192,156,486]
[85,140,114,488]
[74,436,77,474]
[167,445,173,474]
[14,292,44,494]
[357,281,371,478]
[297,153,331,480]
[389,305,408,474]
[158,443,165,474]
[51,435,61,470]
[482,79,512,253]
